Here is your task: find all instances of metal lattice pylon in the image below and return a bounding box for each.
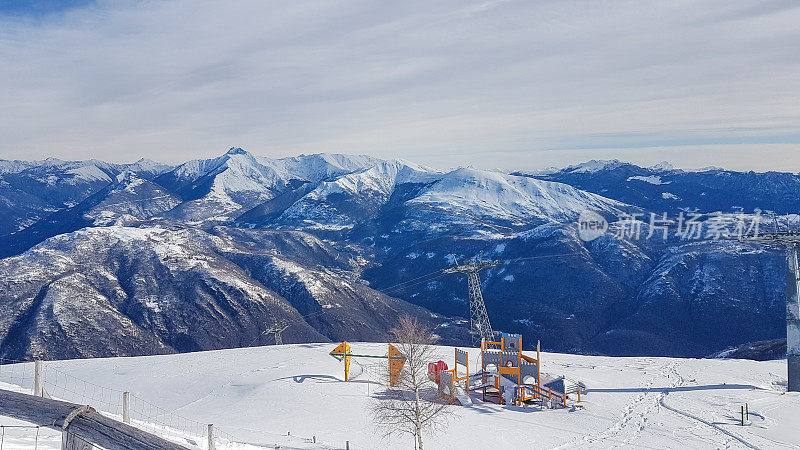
[264,320,290,346]
[444,259,498,346]
[740,231,800,392]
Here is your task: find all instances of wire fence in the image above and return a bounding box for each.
[0,425,42,450]
[0,357,246,449]
[42,365,124,417]
[0,357,34,393]
[0,359,50,449]
[0,356,358,449]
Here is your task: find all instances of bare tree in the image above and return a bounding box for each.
[370,316,454,449]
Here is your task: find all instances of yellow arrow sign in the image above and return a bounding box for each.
[330,341,352,381]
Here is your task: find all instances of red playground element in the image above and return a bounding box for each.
[428,348,470,404]
[427,361,448,384]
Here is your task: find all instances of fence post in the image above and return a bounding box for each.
[61,405,93,450]
[346,440,350,450]
[122,392,130,424]
[208,424,215,450]
[34,360,43,397]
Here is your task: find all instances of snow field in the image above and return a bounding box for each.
[2,343,799,449]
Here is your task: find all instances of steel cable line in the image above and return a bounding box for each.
[375,235,744,296]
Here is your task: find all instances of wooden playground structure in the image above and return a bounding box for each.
[427,333,583,408]
[329,341,407,386]
[329,333,583,410]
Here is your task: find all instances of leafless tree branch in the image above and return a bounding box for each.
[369,316,454,449]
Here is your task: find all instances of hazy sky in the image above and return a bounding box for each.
[1,0,798,171]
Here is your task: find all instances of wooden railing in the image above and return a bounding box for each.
[0,388,189,450]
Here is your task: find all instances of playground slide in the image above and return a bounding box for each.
[497,375,517,405]
[453,385,473,406]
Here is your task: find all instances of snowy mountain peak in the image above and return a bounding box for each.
[307,159,440,199]
[271,153,385,182]
[0,159,34,174]
[649,161,675,172]
[566,159,625,173]
[226,147,249,156]
[697,166,725,172]
[125,158,173,175]
[407,167,626,223]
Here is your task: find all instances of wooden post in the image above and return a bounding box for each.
[34,360,43,397]
[346,441,350,450]
[313,436,316,443]
[466,351,469,390]
[452,348,456,379]
[122,392,130,424]
[62,405,93,450]
[578,389,581,402]
[63,432,94,450]
[207,424,215,450]
[536,340,541,392]
[741,406,745,426]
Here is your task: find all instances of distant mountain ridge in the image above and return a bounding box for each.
[0,157,174,237]
[515,159,800,215]
[0,150,792,360]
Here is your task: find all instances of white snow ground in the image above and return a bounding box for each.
[1,343,798,449]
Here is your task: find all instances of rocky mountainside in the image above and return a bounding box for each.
[0,172,181,258]
[0,149,792,360]
[0,158,173,237]
[0,225,435,360]
[710,338,787,361]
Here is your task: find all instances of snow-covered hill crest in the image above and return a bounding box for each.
[408,168,626,223]
[3,344,798,449]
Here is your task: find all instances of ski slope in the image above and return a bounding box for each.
[1,343,798,449]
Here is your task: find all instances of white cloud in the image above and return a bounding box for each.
[0,0,798,171]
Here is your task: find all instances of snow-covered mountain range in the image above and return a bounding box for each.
[0,149,793,360]
[518,159,800,215]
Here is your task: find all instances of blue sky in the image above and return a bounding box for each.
[0,0,93,17]
[0,0,798,172]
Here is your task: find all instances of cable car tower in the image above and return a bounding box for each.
[264,320,290,345]
[740,230,800,391]
[444,258,498,346]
